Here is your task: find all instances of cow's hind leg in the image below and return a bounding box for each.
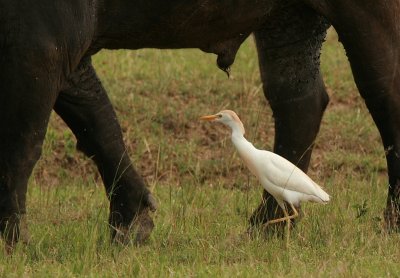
[308,1,400,231]
[251,3,329,233]
[0,52,59,252]
[54,57,157,244]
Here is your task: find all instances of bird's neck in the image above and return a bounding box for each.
[228,121,250,149]
[231,132,255,153]
[230,131,259,176]
[228,121,245,138]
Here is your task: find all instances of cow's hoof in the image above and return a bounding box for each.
[112,193,157,245]
[383,205,400,233]
[113,193,157,245]
[2,214,31,254]
[146,193,158,213]
[133,208,155,244]
[254,224,286,239]
[20,215,31,245]
[112,208,155,245]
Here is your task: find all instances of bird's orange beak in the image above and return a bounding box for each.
[199,114,218,121]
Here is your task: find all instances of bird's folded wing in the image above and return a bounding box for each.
[260,151,322,197]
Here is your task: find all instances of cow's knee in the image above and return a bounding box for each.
[255,3,330,170]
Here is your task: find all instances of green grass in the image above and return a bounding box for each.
[1,29,399,277]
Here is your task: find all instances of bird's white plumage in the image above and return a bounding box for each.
[201,109,330,212]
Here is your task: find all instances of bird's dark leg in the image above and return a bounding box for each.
[264,203,299,226]
[251,3,329,234]
[284,207,290,247]
[287,204,299,246]
[264,203,299,245]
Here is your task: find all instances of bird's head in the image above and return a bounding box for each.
[200,110,245,135]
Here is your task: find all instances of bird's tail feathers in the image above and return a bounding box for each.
[315,184,330,204]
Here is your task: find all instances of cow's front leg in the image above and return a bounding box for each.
[0,50,59,252]
[251,3,330,233]
[307,0,400,231]
[54,57,157,244]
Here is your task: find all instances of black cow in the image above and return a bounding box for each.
[1,0,399,251]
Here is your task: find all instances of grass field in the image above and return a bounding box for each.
[1,29,399,277]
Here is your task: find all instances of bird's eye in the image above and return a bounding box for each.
[218,114,222,118]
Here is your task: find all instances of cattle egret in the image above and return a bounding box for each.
[200,110,330,241]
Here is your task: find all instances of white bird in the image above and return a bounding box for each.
[200,110,329,240]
